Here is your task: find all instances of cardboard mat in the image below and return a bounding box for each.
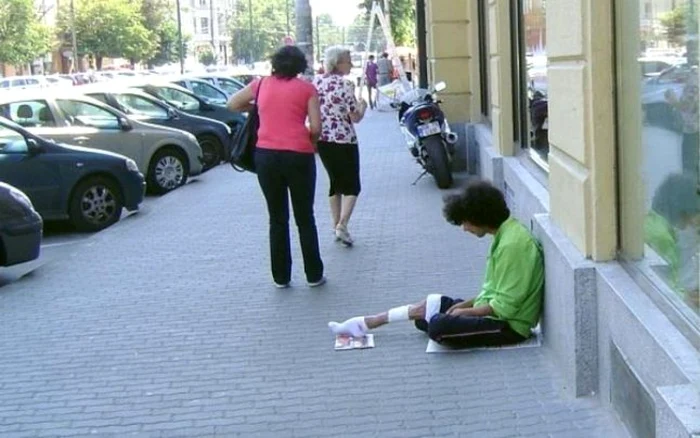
[425,326,542,353]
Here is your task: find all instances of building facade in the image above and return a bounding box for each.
[179,0,235,65]
[424,1,699,437]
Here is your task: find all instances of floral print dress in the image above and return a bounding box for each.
[313,74,358,144]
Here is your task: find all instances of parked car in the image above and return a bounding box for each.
[131,82,246,133]
[0,182,42,267]
[642,62,697,131]
[230,73,260,85]
[0,75,49,91]
[170,77,230,105]
[0,117,145,232]
[81,87,233,170]
[191,75,246,96]
[0,91,203,194]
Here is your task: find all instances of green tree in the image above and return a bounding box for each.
[230,0,294,63]
[359,0,415,47]
[661,5,689,46]
[0,0,52,67]
[57,0,156,70]
[199,48,216,66]
[346,11,387,52]
[141,0,181,67]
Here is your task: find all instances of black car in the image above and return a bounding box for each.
[83,88,232,170]
[0,182,42,267]
[0,117,145,232]
[132,82,246,135]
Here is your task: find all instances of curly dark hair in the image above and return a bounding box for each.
[271,46,308,79]
[652,173,700,227]
[443,180,510,229]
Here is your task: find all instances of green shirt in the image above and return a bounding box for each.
[473,217,545,337]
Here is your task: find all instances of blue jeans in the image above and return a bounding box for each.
[255,148,324,284]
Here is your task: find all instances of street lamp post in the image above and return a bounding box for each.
[248,0,254,63]
[70,0,78,73]
[176,0,184,73]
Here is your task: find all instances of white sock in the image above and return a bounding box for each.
[387,305,410,322]
[328,316,368,337]
[425,294,443,323]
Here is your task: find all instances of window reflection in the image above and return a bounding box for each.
[638,0,699,313]
[523,0,548,161]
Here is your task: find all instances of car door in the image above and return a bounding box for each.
[0,124,62,214]
[53,98,144,165]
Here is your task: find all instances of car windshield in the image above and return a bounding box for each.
[154,87,201,112]
[190,81,227,105]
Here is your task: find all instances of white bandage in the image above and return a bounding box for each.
[425,294,443,323]
[387,305,410,322]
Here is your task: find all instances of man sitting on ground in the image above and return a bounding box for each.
[329,180,545,348]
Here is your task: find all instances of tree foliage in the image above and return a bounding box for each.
[0,0,52,66]
[359,0,415,47]
[57,0,156,69]
[229,0,294,63]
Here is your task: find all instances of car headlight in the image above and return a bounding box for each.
[8,187,33,210]
[125,158,139,173]
[185,132,198,143]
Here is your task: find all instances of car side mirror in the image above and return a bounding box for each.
[26,138,44,155]
[118,117,133,131]
[201,102,214,111]
[166,107,179,119]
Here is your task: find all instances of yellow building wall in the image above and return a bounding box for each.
[487,0,514,156]
[425,0,473,122]
[547,0,617,260]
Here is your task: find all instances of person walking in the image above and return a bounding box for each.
[227,46,325,288]
[376,52,393,87]
[365,54,378,110]
[313,46,367,247]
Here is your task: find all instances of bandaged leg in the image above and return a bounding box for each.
[328,317,368,337]
[387,305,410,322]
[425,294,443,323]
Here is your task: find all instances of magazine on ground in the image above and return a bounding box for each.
[334,334,375,351]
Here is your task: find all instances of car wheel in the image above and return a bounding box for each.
[147,147,188,195]
[69,176,124,232]
[197,134,223,171]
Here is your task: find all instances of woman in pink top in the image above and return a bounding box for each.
[227,46,325,288]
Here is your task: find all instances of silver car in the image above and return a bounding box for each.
[0,91,203,194]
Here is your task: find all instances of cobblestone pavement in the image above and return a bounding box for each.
[0,110,629,437]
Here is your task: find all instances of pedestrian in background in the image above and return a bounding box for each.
[376,52,393,87]
[365,54,378,110]
[227,45,326,288]
[313,46,367,247]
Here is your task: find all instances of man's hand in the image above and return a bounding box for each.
[446,300,471,315]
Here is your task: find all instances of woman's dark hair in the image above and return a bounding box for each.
[443,180,510,229]
[652,173,700,227]
[271,45,308,79]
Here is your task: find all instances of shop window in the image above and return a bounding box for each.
[617,0,700,335]
[520,0,548,164]
[478,0,491,121]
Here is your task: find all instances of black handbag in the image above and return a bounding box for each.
[229,78,264,173]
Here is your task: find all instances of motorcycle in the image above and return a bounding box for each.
[397,81,457,189]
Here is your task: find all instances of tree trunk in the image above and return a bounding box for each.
[96,56,103,71]
[294,0,314,76]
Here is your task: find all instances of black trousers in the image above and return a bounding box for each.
[317,142,361,197]
[255,148,324,284]
[414,296,527,349]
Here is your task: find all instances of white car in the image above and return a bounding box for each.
[0,91,203,194]
[0,75,49,91]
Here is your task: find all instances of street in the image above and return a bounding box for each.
[0,111,628,437]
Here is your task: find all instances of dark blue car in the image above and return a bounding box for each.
[83,88,233,170]
[0,117,145,232]
[0,182,42,267]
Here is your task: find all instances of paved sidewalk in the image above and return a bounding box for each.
[0,110,629,437]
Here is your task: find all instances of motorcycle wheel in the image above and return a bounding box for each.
[423,136,453,189]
